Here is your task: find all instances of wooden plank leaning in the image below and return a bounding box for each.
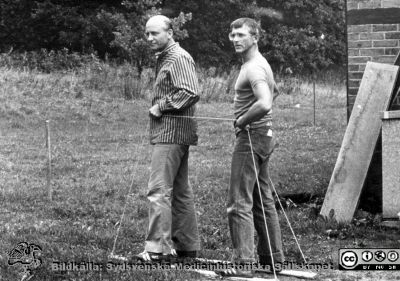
[192,258,317,279]
[320,61,399,222]
[389,50,400,110]
[381,110,400,219]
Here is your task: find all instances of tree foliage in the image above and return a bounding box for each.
[0,0,346,73]
[161,0,256,66]
[109,0,192,75]
[257,0,346,72]
[0,0,121,55]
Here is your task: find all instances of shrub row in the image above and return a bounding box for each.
[0,48,100,73]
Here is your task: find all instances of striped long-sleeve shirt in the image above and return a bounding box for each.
[150,42,200,145]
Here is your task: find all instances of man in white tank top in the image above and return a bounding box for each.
[221,18,284,278]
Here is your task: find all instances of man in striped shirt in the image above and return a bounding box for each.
[136,15,200,262]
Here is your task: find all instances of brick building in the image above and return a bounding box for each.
[347,0,400,113]
[346,0,400,212]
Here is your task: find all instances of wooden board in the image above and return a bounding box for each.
[381,110,400,119]
[194,268,317,280]
[256,269,317,279]
[194,269,276,281]
[320,62,399,222]
[193,258,317,279]
[381,115,400,218]
[389,50,400,110]
[381,220,400,228]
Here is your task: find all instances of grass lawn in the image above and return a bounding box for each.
[1,67,399,280]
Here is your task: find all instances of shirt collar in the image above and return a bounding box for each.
[155,42,179,59]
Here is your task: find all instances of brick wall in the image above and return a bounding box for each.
[347,0,400,113]
[346,0,400,214]
[348,0,400,10]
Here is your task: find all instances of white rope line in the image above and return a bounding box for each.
[110,124,149,258]
[267,173,307,264]
[246,129,278,281]
[165,114,235,122]
[109,113,307,269]
[246,125,307,264]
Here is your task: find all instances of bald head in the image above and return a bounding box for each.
[145,15,174,51]
[146,15,172,31]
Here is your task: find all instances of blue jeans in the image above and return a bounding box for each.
[145,144,200,254]
[228,127,284,264]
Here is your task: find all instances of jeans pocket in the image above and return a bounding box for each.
[250,131,275,158]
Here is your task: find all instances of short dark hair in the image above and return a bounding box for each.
[230,18,260,36]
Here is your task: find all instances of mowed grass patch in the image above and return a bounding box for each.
[1,67,400,281]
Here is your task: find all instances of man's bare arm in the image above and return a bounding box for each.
[235,81,272,129]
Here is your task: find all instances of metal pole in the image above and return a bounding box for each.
[45,120,52,201]
[313,80,316,126]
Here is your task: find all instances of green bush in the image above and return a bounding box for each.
[0,0,346,74]
[0,48,101,73]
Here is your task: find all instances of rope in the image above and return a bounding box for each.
[246,129,278,280]
[110,124,149,259]
[247,128,307,266]
[162,85,281,122]
[267,170,307,264]
[162,83,281,122]
[164,114,235,122]
[109,113,307,268]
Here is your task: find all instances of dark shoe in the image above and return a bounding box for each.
[135,250,174,263]
[259,255,271,266]
[176,250,197,258]
[175,251,197,263]
[259,255,282,273]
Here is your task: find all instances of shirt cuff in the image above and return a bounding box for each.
[158,99,168,112]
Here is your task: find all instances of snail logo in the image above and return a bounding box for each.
[7,242,42,281]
